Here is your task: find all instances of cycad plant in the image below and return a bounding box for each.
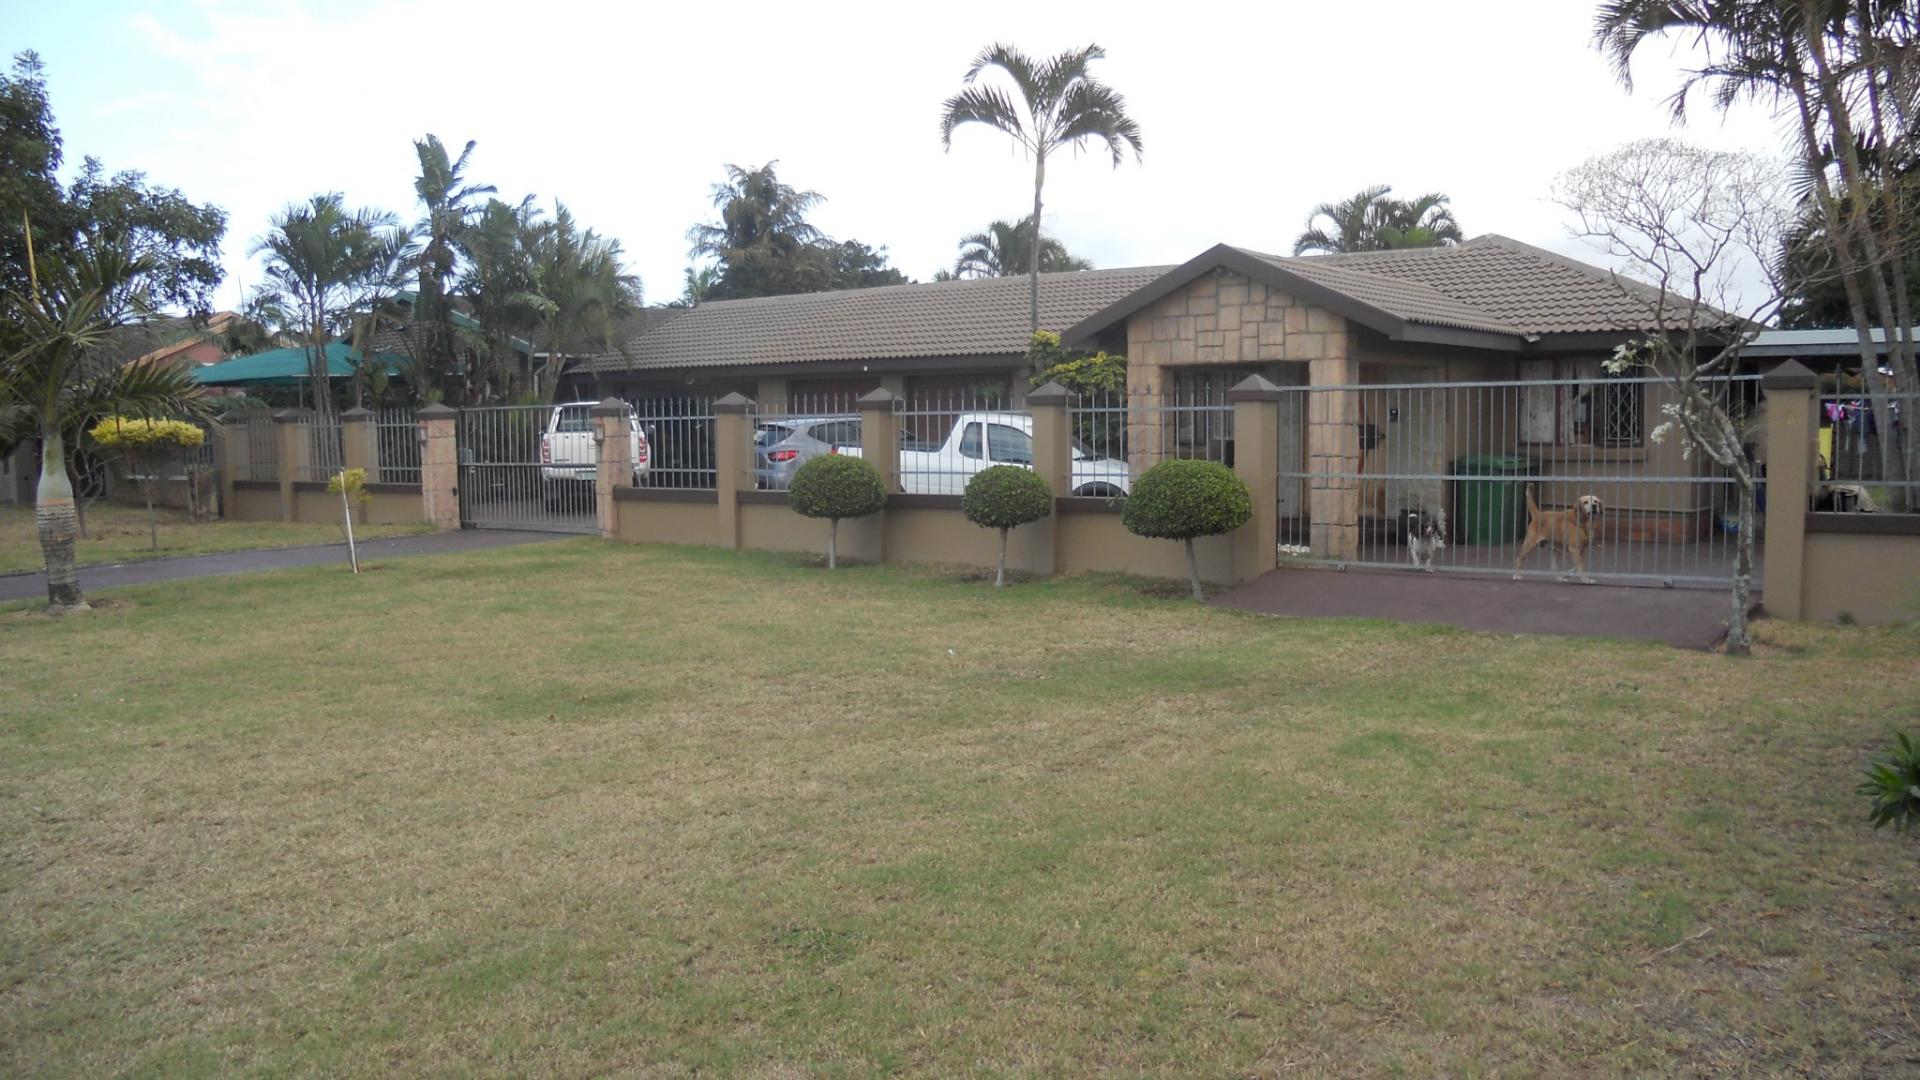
[941,43,1142,333]
[1860,732,1920,834]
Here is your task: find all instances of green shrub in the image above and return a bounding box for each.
[963,465,1053,587]
[1859,732,1920,834]
[788,454,887,568]
[1121,459,1252,601]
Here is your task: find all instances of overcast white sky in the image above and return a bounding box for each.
[10,0,1787,312]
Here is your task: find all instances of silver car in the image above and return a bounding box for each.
[754,415,863,490]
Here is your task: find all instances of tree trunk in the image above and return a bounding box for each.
[1726,476,1754,657]
[1184,537,1203,602]
[66,447,89,539]
[36,427,88,613]
[996,526,1008,587]
[827,518,838,569]
[1028,150,1046,339]
[144,467,159,552]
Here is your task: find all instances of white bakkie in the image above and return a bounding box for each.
[539,402,650,486]
[848,411,1131,496]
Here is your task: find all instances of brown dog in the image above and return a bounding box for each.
[1513,486,1602,582]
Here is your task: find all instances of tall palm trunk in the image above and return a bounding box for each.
[35,425,87,612]
[1028,150,1046,338]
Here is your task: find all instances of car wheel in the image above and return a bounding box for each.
[1073,483,1124,498]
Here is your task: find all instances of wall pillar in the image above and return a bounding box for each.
[1761,360,1817,619]
[857,388,902,494]
[1229,375,1284,582]
[418,403,461,530]
[590,398,634,540]
[339,407,377,524]
[213,422,239,519]
[1027,382,1074,576]
[1307,346,1360,559]
[713,393,754,549]
[271,409,309,523]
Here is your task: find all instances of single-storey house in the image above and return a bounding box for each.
[567,236,1758,560]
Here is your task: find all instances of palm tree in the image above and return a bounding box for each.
[679,264,719,306]
[251,194,398,417]
[0,226,212,611]
[687,162,830,298]
[411,135,494,398]
[460,196,548,396]
[940,43,1143,333]
[533,203,641,400]
[343,225,418,407]
[953,215,1093,278]
[1292,186,1462,255]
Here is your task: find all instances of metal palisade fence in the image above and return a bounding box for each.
[630,397,718,489]
[227,410,278,482]
[1815,388,1917,513]
[749,394,862,491]
[1268,373,1762,588]
[297,415,343,483]
[376,408,420,485]
[895,389,1028,496]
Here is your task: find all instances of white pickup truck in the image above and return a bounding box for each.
[540,402,650,494]
[882,411,1132,496]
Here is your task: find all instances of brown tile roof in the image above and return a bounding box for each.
[1242,250,1526,336]
[576,266,1173,374]
[1287,235,1699,335]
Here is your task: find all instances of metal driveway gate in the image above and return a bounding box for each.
[1274,374,1762,589]
[458,403,597,533]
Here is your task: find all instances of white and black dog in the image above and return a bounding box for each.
[1404,508,1447,571]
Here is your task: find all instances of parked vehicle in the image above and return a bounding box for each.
[885,412,1131,496]
[540,401,649,508]
[754,415,863,490]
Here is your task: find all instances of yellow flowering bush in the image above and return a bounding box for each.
[88,417,205,452]
[327,467,372,506]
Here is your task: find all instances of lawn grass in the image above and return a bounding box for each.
[0,500,433,573]
[2,541,1918,1075]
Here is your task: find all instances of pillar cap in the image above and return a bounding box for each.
[1026,382,1076,407]
[417,402,458,420]
[1227,374,1290,402]
[856,387,901,409]
[714,392,756,414]
[1760,358,1819,391]
[339,406,375,422]
[589,396,629,418]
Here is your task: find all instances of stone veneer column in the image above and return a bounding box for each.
[1307,341,1361,559]
[1760,360,1817,619]
[857,389,902,494]
[417,403,461,530]
[591,398,633,540]
[1027,382,1075,577]
[712,393,755,550]
[339,407,378,525]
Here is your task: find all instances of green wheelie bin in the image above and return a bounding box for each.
[1451,454,1539,544]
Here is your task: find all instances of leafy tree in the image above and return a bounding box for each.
[250,194,401,418]
[675,264,720,307]
[954,215,1093,278]
[530,202,641,400]
[787,454,887,568]
[0,233,213,610]
[2,52,225,315]
[1121,459,1252,601]
[87,416,203,551]
[410,135,493,398]
[1593,0,1920,496]
[941,43,1143,334]
[1292,186,1462,255]
[687,161,903,299]
[460,196,547,396]
[962,464,1053,586]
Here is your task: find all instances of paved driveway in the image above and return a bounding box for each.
[0,530,563,604]
[1212,567,1747,649]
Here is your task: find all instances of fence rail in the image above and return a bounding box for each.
[376,409,420,484]
[1269,375,1762,587]
[1069,389,1235,475]
[297,416,343,483]
[1816,390,1916,513]
[228,411,277,482]
[632,397,718,490]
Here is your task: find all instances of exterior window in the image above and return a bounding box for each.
[808,420,860,448]
[1520,360,1642,448]
[987,424,1033,464]
[1169,368,1235,456]
[555,406,593,434]
[958,423,984,459]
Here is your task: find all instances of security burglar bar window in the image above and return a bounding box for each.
[1519,360,1642,448]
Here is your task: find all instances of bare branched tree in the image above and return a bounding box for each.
[1556,139,1793,655]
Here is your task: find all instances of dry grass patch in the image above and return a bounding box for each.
[0,501,431,574]
[1,540,1917,1076]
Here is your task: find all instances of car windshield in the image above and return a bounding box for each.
[554,406,592,434]
[1072,438,1096,460]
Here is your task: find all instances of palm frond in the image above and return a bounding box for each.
[940,85,1028,150]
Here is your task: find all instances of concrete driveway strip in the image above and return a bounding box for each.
[0,530,564,604]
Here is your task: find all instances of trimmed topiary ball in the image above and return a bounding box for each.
[1121,459,1252,600]
[788,454,887,568]
[963,465,1053,586]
